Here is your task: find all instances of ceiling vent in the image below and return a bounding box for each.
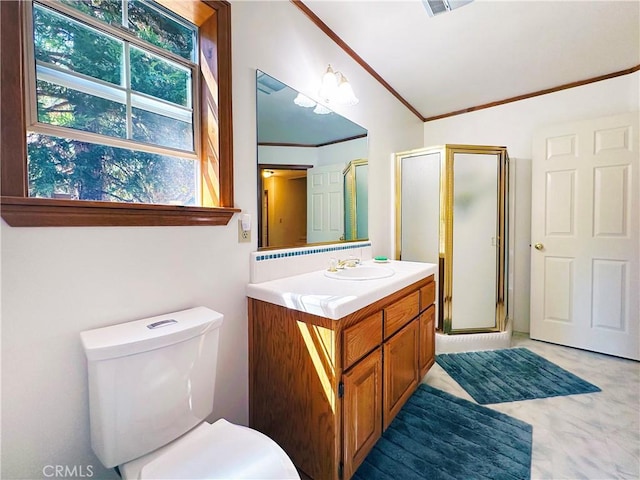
[422,0,474,17]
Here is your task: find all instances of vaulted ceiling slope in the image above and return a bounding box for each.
[300,0,640,121]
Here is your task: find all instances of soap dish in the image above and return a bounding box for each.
[373,258,390,264]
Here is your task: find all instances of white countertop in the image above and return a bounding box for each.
[246,260,437,320]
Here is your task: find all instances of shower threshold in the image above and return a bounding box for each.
[435,319,513,354]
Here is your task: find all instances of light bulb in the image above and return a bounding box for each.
[293,92,316,108]
[313,103,331,115]
[319,65,338,102]
[336,73,359,106]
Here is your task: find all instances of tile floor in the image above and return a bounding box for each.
[423,332,640,480]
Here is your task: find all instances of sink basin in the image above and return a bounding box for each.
[324,265,395,281]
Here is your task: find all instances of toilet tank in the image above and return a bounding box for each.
[80,307,224,468]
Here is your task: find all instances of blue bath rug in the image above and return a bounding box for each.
[354,384,533,480]
[436,347,601,404]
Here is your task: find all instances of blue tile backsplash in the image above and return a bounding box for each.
[256,242,371,261]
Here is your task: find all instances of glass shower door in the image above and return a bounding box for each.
[451,153,499,331]
[399,151,441,264]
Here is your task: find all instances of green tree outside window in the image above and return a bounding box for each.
[28,0,198,205]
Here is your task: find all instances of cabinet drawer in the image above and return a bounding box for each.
[343,312,383,370]
[384,291,419,339]
[420,280,436,311]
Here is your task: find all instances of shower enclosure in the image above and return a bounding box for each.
[395,145,509,334]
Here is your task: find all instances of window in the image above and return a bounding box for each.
[0,0,237,226]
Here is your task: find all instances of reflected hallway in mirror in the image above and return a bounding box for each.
[259,165,309,247]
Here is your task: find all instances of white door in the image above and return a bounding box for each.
[307,163,344,243]
[530,112,639,360]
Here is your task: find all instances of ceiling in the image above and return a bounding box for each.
[301,0,640,121]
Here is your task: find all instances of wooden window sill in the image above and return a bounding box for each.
[0,196,240,227]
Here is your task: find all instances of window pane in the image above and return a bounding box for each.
[132,107,193,151]
[28,133,197,205]
[36,79,126,137]
[127,0,195,61]
[58,0,122,25]
[130,47,190,107]
[33,4,123,86]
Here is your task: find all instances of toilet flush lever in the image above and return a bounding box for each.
[147,319,178,329]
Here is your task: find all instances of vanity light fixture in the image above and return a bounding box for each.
[291,65,359,114]
[318,64,359,106]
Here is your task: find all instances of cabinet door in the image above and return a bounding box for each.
[419,305,436,378]
[343,347,382,480]
[383,320,419,430]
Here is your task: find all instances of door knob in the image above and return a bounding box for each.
[534,243,544,251]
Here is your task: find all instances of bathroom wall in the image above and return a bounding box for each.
[0,2,422,479]
[237,1,423,257]
[422,71,640,333]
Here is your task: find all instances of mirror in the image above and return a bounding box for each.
[256,70,368,250]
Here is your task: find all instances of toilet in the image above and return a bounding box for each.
[80,307,299,479]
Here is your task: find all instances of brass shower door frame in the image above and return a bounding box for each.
[395,144,509,334]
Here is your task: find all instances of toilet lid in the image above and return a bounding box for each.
[122,420,300,480]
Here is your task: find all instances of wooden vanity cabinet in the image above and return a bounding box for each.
[248,274,435,480]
